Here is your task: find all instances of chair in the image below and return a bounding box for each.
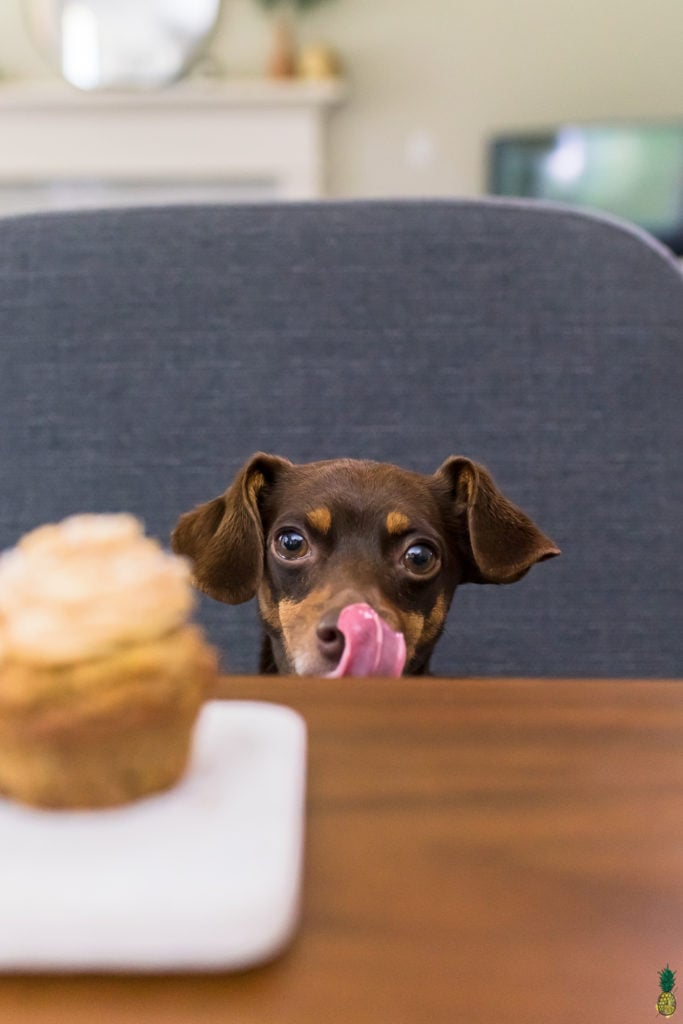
[1,199,681,676]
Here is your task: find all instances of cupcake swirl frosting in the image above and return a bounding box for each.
[0,514,194,666]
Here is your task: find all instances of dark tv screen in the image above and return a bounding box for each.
[488,123,683,255]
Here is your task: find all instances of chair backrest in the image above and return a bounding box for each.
[1,199,681,676]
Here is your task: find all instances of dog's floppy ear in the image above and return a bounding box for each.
[172,453,292,604]
[434,456,560,584]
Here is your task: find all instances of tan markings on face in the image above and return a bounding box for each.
[401,612,425,663]
[386,511,410,535]
[423,593,447,643]
[306,507,332,534]
[277,586,335,672]
[399,594,447,662]
[257,582,281,630]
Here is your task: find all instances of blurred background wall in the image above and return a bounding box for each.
[1,0,683,199]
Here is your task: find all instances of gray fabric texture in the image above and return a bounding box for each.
[0,198,681,676]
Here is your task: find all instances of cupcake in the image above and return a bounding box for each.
[0,514,217,809]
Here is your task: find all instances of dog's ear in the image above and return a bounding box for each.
[171,453,292,604]
[434,456,560,584]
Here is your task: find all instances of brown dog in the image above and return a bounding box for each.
[172,453,560,676]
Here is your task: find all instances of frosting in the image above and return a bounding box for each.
[0,514,194,666]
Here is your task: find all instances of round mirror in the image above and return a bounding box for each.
[24,0,222,90]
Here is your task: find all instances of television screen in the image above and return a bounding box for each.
[488,122,683,255]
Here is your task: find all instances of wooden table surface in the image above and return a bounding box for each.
[1,676,683,1024]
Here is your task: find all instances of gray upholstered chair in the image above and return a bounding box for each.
[1,199,681,676]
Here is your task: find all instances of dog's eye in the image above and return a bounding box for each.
[274,530,310,560]
[402,543,439,577]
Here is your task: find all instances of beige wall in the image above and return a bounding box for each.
[2,0,683,197]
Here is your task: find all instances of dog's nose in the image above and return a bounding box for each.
[316,612,346,663]
[316,623,345,662]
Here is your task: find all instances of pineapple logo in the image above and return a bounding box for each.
[657,965,677,1017]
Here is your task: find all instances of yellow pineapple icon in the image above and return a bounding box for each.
[658,965,677,1016]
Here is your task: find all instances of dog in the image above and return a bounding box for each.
[172,452,560,676]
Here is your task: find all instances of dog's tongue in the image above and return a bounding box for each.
[326,603,406,678]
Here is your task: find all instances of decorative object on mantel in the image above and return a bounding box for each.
[255,0,339,80]
[23,0,221,90]
[297,43,341,81]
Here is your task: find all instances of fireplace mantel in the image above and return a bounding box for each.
[0,78,346,214]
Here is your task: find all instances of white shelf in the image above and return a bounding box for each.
[0,77,347,211]
[0,77,347,110]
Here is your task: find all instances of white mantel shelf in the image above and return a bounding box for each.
[0,78,347,209]
[0,78,347,110]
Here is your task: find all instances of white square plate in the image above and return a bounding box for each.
[0,700,307,973]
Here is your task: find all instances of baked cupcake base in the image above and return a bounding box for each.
[0,625,216,809]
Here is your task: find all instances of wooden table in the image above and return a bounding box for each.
[2,676,682,1024]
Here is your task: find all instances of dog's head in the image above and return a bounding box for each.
[172,453,560,675]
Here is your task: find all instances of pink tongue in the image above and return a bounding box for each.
[326,603,406,678]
